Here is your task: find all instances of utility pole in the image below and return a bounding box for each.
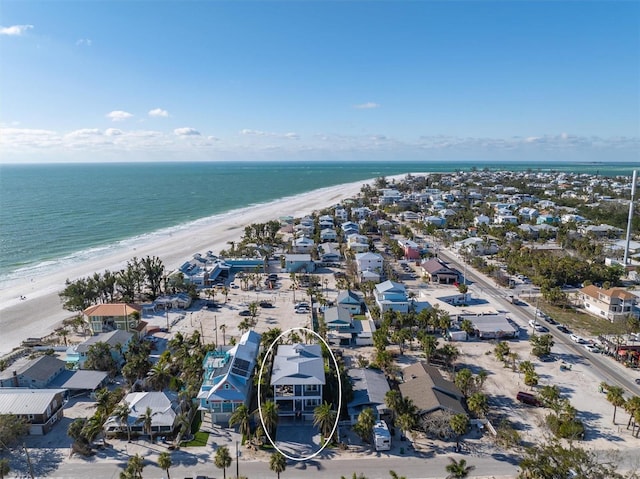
[23,444,34,479]
[236,440,239,479]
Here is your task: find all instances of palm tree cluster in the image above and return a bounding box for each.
[384,390,418,436]
[119,453,145,479]
[67,387,125,456]
[602,383,640,438]
[59,255,167,311]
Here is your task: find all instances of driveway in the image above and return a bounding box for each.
[275,418,322,459]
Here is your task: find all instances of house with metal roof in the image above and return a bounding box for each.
[271,344,325,420]
[197,330,261,425]
[374,280,410,313]
[0,388,66,435]
[420,258,459,284]
[398,363,466,418]
[104,391,181,438]
[346,368,391,424]
[335,290,363,315]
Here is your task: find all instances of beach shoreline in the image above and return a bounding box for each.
[0,176,400,357]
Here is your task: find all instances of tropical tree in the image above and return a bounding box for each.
[445,457,475,479]
[214,445,232,479]
[269,451,287,479]
[158,451,173,479]
[0,459,10,479]
[0,414,28,449]
[389,471,407,479]
[623,395,640,430]
[229,404,251,440]
[354,407,376,444]
[123,453,145,479]
[136,406,155,442]
[114,402,132,442]
[313,402,337,442]
[449,413,469,451]
[259,400,279,439]
[467,392,489,418]
[604,384,626,424]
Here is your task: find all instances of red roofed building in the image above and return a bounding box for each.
[83,303,145,335]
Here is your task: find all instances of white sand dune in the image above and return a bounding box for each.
[0,176,397,356]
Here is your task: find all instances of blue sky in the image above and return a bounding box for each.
[1,0,638,163]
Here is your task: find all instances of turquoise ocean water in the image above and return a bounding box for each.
[0,160,636,286]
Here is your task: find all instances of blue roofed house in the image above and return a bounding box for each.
[282,254,316,273]
[347,368,391,424]
[335,290,363,315]
[271,344,325,420]
[197,330,261,425]
[374,280,410,314]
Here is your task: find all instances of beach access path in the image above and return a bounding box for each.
[0,177,392,357]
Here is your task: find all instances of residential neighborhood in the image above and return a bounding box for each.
[1,169,640,479]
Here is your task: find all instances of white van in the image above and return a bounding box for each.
[373,420,391,451]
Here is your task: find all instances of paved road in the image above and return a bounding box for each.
[40,452,521,479]
[437,248,640,397]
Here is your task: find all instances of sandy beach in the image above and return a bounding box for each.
[0,177,385,357]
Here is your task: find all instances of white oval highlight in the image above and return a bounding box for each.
[257,326,342,462]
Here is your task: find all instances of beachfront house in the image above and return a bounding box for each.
[197,330,261,425]
[271,344,325,420]
[83,303,144,336]
[0,388,66,435]
[0,355,66,389]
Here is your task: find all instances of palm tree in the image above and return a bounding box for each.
[354,407,376,444]
[126,453,145,479]
[229,404,251,440]
[466,392,489,418]
[158,451,172,479]
[269,451,287,479]
[605,385,626,424]
[313,402,337,442]
[259,400,279,439]
[384,390,403,421]
[147,358,172,391]
[136,406,155,442]
[114,402,132,442]
[214,445,232,479]
[220,324,227,345]
[445,457,475,479]
[624,395,640,430]
[389,472,407,479]
[82,412,106,445]
[449,413,469,451]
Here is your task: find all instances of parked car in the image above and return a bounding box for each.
[516,391,541,407]
[238,310,251,316]
[570,334,586,344]
[635,378,640,385]
[534,324,549,333]
[584,343,601,353]
[259,301,274,308]
[557,325,571,334]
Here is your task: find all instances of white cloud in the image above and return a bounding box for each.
[241,129,266,136]
[0,25,34,36]
[105,128,123,136]
[76,38,92,47]
[148,108,169,118]
[354,102,380,109]
[174,127,201,136]
[106,110,134,122]
[65,128,102,138]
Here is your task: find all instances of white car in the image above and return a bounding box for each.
[570,334,586,344]
[584,343,601,353]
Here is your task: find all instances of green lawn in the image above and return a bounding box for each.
[181,431,209,447]
[537,301,627,337]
